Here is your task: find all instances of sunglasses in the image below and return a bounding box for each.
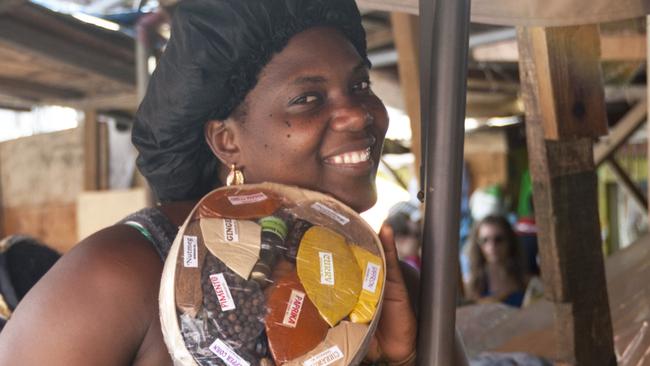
[478,235,505,245]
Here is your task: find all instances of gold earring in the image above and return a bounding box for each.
[226,164,245,186]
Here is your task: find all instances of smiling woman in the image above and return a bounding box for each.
[205,27,389,213]
[0,1,415,365]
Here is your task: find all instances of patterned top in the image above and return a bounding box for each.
[119,207,179,261]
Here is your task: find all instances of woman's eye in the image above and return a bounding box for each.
[291,94,320,105]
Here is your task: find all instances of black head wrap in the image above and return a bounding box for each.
[132,0,369,202]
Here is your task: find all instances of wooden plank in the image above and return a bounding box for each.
[0,18,134,86]
[390,12,421,181]
[528,25,608,140]
[46,92,139,111]
[0,41,132,98]
[605,158,648,211]
[9,2,135,62]
[0,0,26,13]
[0,76,83,101]
[356,0,417,14]
[84,110,99,191]
[593,100,647,166]
[517,26,615,365]
[98,122,110,190]
[473,34,647,62]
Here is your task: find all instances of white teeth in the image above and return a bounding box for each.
[328,148,371,165]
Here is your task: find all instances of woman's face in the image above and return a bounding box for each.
[477,223,508,264]
[210,27,388,212]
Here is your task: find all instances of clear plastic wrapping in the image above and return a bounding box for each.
[160,183,386,366]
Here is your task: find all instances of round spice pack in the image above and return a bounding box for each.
[160,183,386,366]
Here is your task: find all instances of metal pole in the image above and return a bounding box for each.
[417,0,471,364]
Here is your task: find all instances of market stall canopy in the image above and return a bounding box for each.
[357,0,650,26]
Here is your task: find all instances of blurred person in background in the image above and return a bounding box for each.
[385,201,421,270]
[0,235,60,331]
[466,215,528,307]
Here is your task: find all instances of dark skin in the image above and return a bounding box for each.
[0,27,416,365]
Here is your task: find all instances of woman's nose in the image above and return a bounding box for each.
[329,99,372,132]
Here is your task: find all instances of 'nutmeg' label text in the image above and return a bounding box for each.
[182,235,198,268]
[303,345,344,366]
[282,290,306,328]
[209,338,250,366]
[209,273,236,311]
[319,251,335,286]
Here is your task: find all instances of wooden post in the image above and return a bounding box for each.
[390,12,421,182]
[84,109,99,191]
[516,26,615,365]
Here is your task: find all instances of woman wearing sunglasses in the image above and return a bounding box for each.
[466,215,528,307]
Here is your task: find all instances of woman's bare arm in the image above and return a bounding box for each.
[0,225,171,366]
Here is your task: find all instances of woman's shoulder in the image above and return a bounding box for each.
[68,223,166,292]
[0,224,165,365]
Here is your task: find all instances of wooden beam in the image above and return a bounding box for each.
[9,2,134,62]
[47,92,139,112]
[473,34,647,62]
[606,157,648,211]
[0,18,134,86]
[594,100,647,166]
[517,25,615,365]
[363,19,394,50]
[356,0,417,15]
[529,25,608,140]
[0,0,26,13]
[390,12,421,181]
[0,76,84,101]
[84,109,99,191]
[98,122,110,190]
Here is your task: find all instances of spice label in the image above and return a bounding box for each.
[209,338,250,366]
[182,235,198,268]
[310,202,350,225]
[227,192,268,206]
[282,289,306,328]
[318,251,335,286]
[222,219,240,243]
[303,345,344,366]
[209,273,236,311]
[362,262,381,293]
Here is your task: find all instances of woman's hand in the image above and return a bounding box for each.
[365,224,417,364]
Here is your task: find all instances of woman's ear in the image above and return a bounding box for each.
[204,119,240,165]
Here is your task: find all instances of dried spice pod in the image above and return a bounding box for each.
[201,255,266,351]
[265,272,329,364]
[175,220,209,317]
[196,187,283,220]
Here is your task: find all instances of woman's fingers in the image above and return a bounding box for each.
[372,223,417,363]
[379,224,405,284]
